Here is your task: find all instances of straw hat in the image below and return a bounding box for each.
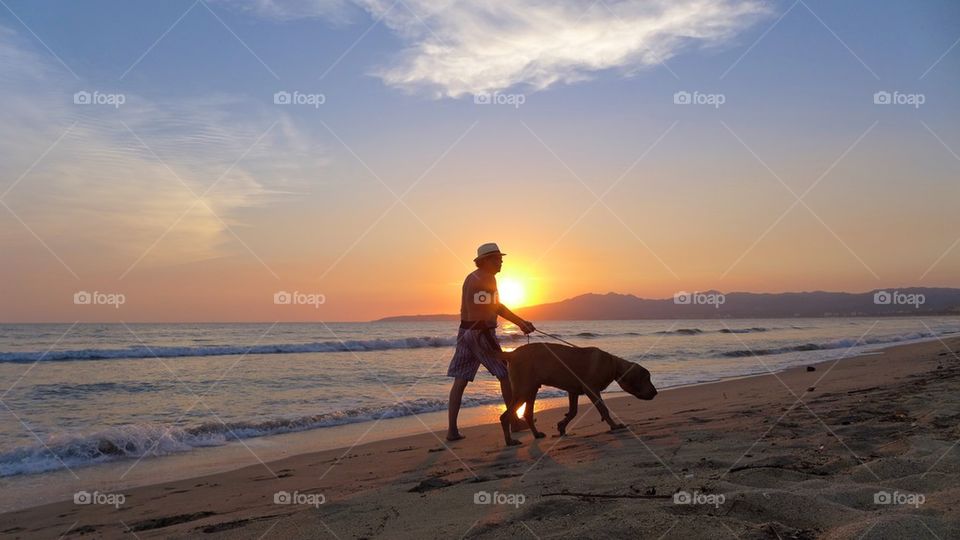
[474,242,506,262]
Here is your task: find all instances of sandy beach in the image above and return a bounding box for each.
[1,336,958,539]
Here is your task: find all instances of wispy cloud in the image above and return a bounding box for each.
[224,0,770,97]
[368,0,770,97]
[0,25,326,271]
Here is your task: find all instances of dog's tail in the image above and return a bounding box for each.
[497,349,515,363]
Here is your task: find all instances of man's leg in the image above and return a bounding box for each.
[498,376,513,407]
[447,377,469,441]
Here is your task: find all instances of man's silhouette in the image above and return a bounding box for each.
[446,243,535,441]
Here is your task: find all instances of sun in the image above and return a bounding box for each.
[497,276,527,307]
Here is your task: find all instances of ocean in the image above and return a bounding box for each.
[0,317,957,489]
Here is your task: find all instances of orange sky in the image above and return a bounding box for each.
[4,131,959,322]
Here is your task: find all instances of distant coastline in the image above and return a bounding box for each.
[373,287,960,322]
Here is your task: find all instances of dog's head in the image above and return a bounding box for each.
[614,356,658,400]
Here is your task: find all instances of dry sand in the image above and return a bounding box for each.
[2,337,959,539]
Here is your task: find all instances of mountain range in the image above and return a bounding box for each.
[374,288,960,322]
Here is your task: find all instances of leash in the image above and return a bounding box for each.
[533,328,579,348]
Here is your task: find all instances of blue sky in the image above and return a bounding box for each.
[1,0,959,321]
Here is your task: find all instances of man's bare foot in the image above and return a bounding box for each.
[446,432,465,441]
[505,438,522,446]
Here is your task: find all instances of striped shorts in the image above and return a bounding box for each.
[447,327,508,382]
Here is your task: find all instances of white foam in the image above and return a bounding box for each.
[0,392,567,477]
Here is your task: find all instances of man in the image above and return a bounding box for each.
[446,242,536,441]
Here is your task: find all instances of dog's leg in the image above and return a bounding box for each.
[556,392,579,436]
[586,391,626,432]
[499,399,522,446]
[523,392,545,439]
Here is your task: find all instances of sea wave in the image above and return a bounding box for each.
[1,325,939,363]
[656,327,771,336]
[0,330,666,362]
[0,392,568,477]
[656,328,704,335]
[718,327,769,334]
[718,330,939,358]
[0,336,474,363]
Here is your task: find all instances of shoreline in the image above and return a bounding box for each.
[2,336,959,538]
[0,332,925,513]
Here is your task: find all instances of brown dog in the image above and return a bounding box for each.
[498,343,657,446]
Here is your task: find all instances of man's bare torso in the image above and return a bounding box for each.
[460,269,498,324]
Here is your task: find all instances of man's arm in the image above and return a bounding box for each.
[497,304,535,334]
